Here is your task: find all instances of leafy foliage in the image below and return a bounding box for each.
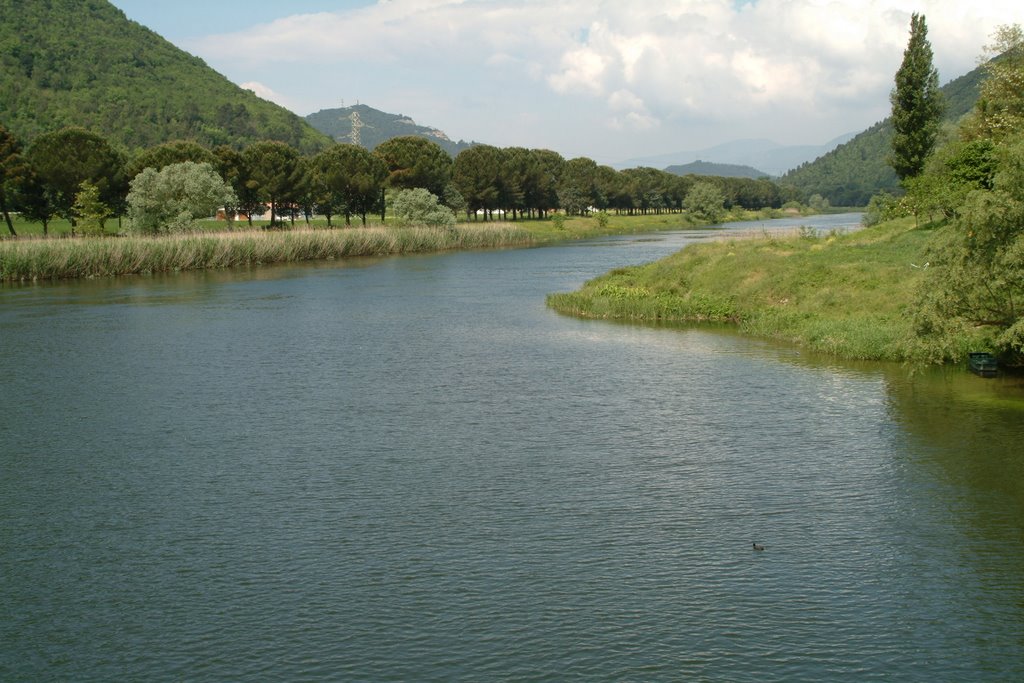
[26,127,126,222]
[0,0,330,153]
[558,157,599,215]
[683,181,726,223]
[903,137,998,220]
[310,144,387,226]
[0,123,28,235]
[961,25,1024,142]
[71,180,111,236]
[451,145,502,218]
[374,136,452,199]
[914,137,1024,362]
[913,25,1024,364]
[127,140,217,180]
[391,188,456,228]
[126,161,236,234]
[243,141,301,225]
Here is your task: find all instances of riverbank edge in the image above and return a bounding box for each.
[0,208,802,282]
[546,216,985,365]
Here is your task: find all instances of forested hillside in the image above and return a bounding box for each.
[0,0,330,153]
[306,105,475,157]
[781,61,988,206]
[664,160,769,179]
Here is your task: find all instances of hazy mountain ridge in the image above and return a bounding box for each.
[664,160,771,179]
[306,104,477,156]
[614,134,856,176]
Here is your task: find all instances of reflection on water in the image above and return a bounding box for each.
[886,368,1024,517]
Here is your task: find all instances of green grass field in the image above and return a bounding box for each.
[2,205,799,240]
[547,217,983,363]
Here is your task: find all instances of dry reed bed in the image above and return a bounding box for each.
[0,224,533,281]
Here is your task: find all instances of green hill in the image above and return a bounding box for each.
[781,61,988,206]
[664,160,770,179]
[0,0,331,153]
[306,104,476,156]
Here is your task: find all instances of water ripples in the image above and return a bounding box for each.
[3,215,1023,681]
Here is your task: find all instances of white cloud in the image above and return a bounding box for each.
[607,89,659,130]
[187,0,1024,156]
[240,81,295,110]
[547,44,609,96]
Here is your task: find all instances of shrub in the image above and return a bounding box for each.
[72,181,111,236]
[684,182,726,223]
[391,188,456,228]
[862,191,903,226]
[127,161,236,234]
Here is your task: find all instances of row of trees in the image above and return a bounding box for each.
[451,147,794,219]
[881,17,1024,362]
[1,123,800,237]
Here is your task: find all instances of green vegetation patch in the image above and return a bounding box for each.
[547,218,983,362]
[0,0,330,152]
[0,224,532,282]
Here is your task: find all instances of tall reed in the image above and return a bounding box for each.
[0,224,533,282]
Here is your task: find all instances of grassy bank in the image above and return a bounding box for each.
[547,217,982,363]
[0,223,531,282]
[1,205,815,240]
[2,215,391,238]
[521,206,816,243]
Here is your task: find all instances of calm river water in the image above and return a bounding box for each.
[2,213,1023,681]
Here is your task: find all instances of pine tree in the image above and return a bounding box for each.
[0,125,29,236]
[890,13,943,181]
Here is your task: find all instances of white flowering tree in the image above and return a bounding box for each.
[127,161,236,234]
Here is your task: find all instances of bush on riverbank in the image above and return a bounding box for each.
[547,217,986,363]
[0,224,531,281]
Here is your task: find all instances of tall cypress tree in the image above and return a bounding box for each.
[889,13,943,181]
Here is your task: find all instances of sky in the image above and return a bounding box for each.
[107,0,1024,164]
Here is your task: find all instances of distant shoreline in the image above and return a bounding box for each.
[1,208,826,283]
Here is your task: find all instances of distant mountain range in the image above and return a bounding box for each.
[614,134,856,177]
[306,105,477,157]
[664,160,770,179]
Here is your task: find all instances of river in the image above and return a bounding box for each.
[2,213,1023,681]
